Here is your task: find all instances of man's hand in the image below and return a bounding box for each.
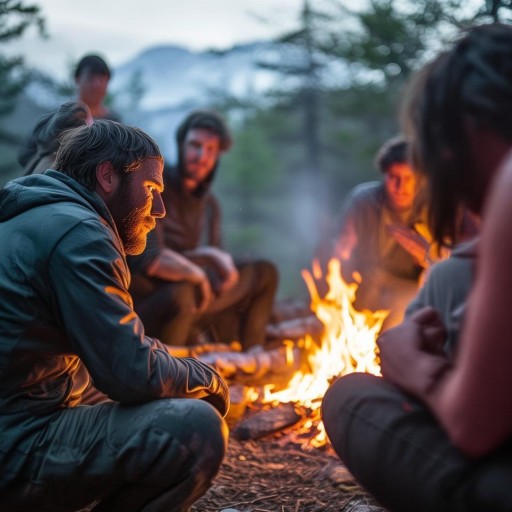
[146,248,213,312]
[186,246,239,294]
[388,224,431,267]
[185,267,213,313]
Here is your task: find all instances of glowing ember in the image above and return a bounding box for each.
[262,258,388,446]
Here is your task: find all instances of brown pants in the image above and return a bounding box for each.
[131,260,278,350]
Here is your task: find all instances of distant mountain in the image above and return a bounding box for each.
[16,40,347,161]
[111,41,279,111]
[104,41,281,159]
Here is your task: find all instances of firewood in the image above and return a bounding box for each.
[266,314,324,340]
[225,384,247,428]
[270,298,312,323]
[232,403,302,440]
[198,344,307,386]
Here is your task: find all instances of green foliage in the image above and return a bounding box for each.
[0,0,45,117]
[210,0,496,298]
[326,0,480,85]
[482,0,512,21]
[217,113,284,252]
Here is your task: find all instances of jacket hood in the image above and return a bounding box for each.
[0,170,116,232]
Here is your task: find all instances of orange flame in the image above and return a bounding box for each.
[262,258,388,445]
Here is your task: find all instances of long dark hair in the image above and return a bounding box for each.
[401,23,512,244]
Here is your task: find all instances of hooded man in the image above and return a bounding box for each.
[0,120,229,512]
[128,110,278,351]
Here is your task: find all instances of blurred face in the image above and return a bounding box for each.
[76,69,109,105]
[107,158,165,255]
[182,128,221,189]
[384,162,417,211]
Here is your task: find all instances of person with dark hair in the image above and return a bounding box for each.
[17,101,92,175]
[331,136,441,329]
[322,23,512,512]
[75,53,121,121]
[128,110,278,351]
[0,120,229,511]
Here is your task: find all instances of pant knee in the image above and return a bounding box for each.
[166,282,197,316]
[255,260,279,289]
[155,399,228,471]
[322,373,381,447]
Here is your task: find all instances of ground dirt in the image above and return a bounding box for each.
[191,406,388,512]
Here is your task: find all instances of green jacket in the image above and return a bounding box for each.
[0,171,228,422]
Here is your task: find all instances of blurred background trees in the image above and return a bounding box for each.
[1,0,509,298]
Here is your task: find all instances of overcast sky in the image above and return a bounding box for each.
[9,0,316,79]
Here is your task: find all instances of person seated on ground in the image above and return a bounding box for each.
[322,23,512,512]
[75,53,121,121]
[0,120,229,512]
[128,110,278,352]
[328,136,444,329]
[17,101,92,175]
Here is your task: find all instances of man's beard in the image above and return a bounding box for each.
[107,186,150,256]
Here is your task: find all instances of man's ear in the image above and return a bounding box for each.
[95,161,116,195]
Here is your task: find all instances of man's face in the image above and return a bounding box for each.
[107,158,165,255]
[384,162,417,211]
[182,128,221,186]
[76,69,109,105]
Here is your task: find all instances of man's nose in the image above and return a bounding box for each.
[151,192,166,218]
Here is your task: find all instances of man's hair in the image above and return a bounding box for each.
[75,54,111,79]
[53,120,162,191]
[176,110,232,152]
[375,136,409,173]
[401,23,512,244]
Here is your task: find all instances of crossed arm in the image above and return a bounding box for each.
[146,246,239,313]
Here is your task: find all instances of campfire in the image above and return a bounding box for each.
[199,258,388,446]
[256,258,388,446]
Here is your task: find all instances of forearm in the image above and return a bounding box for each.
[146,248,206,284]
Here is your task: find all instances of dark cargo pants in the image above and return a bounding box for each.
[322,373,512,512]
[0,398,228,512]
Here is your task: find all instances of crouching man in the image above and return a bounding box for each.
[0,120,229,512]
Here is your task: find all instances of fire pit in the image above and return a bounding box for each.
[200,258,389,447]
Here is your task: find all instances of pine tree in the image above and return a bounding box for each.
[0,1,45,118]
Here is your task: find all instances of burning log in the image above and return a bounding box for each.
[197,342,310,387]
[270,298,312,323]
[266,314,324,341]
[232,402,304,440]
[225,384,248,428]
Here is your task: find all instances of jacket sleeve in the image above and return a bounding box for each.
[48,217,229,416]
